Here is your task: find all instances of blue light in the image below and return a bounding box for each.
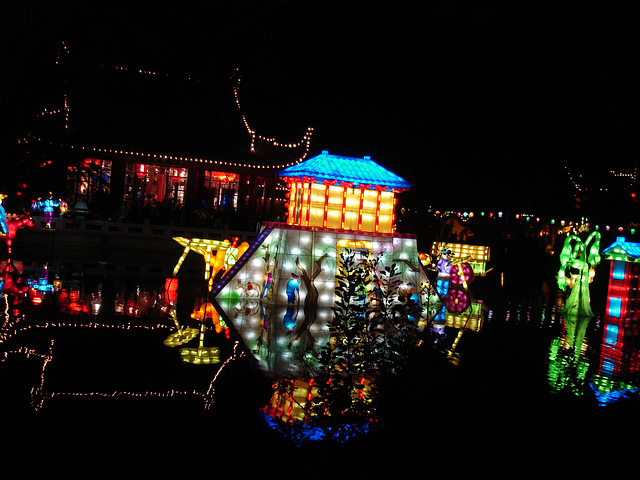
[612,261,626,280]
[602,359,615,375]
[261,411,378,445]
[436,278,449,297]
[608,297,622,317]
[605,324,619,345]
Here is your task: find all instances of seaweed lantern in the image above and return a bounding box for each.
[557,231,601,317]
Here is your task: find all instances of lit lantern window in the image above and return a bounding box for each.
[136,164,147,178]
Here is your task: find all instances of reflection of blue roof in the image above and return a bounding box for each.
[279,150,412,192]
[603,236,640,260]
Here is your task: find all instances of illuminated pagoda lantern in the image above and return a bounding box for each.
[591,236,640,403]
[602,236,640,321]
[213,150,429,377]
[280,150,406,233]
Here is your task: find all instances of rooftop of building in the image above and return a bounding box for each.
[278,150,412,192]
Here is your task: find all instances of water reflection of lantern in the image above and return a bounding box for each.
[62,289,89,314]
[125,294,139,317]
[114,291,125,315]
[137,291,155,315]
[29,288,43,305]
[90,292,102,316]
[164,237,237,351]
[590,236,640,404]
[160,276,200,347]
[178,303,223,364]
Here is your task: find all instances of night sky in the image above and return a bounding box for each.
[4,2,640,213]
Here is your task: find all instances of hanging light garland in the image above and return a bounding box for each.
[232,68,314,158]
[24,48,314,171]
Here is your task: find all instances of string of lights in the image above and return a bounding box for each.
[232,68,314,158]
[564,165,638,193]
[19,134,310,170]
[30,341,244,411]
[0,311,245,412]
[0,317,176,343]
[26,45,313,171]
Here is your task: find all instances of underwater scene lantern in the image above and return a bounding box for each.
[212,151,428,376]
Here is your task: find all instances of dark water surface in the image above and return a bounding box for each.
[2,257,639,478]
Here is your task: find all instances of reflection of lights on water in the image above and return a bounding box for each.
[0,318,175,342]
[3,322,244,411]
[0,298,241,409]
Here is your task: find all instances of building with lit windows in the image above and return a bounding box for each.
[17,44,313,225]
[592,236,640,404]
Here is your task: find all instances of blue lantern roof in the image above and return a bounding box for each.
[279,150,412,192]
[603,236,640,262]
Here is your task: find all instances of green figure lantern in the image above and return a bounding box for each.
[557,231,601,317]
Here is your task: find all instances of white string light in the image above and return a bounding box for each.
[30,341,244,412]
[565,165,638,194]
[232,68,313,159]
[0,313,245,412]
[26,48,313,171]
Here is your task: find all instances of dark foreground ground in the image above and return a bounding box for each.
[1,303,639,479]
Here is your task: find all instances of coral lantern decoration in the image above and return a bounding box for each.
[557,231,601,317]
[0,261,28,297]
